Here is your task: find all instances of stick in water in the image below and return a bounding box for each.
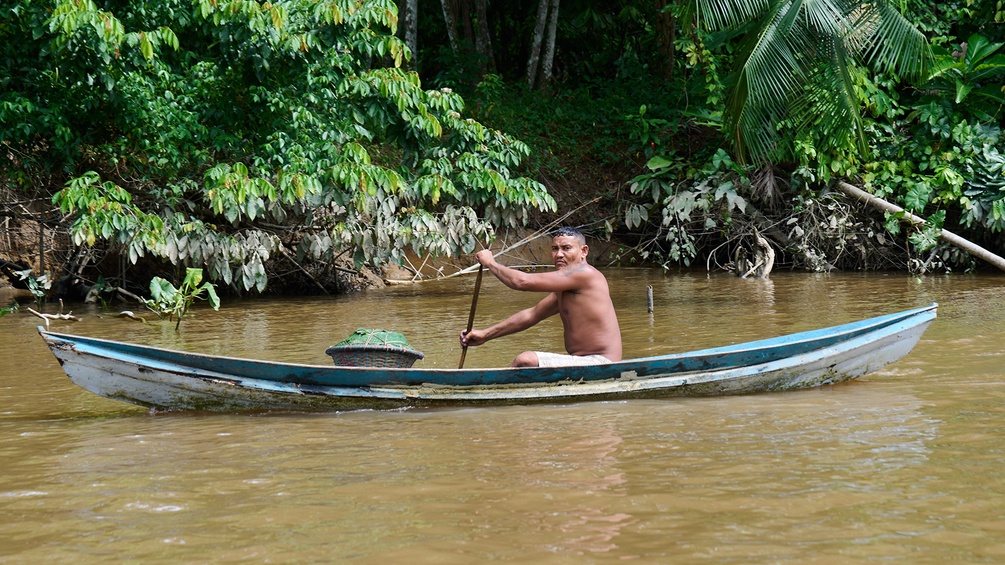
[458,265,484,369]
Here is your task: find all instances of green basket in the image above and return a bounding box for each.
[325,328,424,368]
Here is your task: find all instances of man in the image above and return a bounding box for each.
[459,227,622,367]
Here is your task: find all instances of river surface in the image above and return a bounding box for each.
[1,270,1004,563]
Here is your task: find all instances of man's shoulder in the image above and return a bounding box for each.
[565,263,609,288]
[559,261,597,278]
[583,263,608,280]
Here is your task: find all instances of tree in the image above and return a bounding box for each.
[526,0,560,89]
[654,0,677,81]
[682,0,931,164]
[399,0,419,65]
[2,0,555,294]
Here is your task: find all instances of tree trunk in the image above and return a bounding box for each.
[459,0,474,48]
[440,0,460,53]
[654,0,675,81]
[473,0,494,71]
[836,181,1005,273]
[400,0,418,66]
[538,0,560,89]
[526,0,549,88]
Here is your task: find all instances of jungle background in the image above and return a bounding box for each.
[1,0,1003,304]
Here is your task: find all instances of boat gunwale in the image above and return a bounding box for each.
[38,303,938,378]
[46,306,935,408]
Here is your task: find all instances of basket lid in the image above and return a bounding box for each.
[335,328,414,349]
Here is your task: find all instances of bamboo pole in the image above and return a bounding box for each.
[836,181,1005,273]
[384,198,601,285]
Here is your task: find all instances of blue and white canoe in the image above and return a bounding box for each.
[39,303,937,412]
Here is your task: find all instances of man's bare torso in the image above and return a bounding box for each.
[554,263,622,361]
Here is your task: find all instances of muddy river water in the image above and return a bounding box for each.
[1,269,1004,563]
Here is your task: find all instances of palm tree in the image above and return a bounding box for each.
[683,0,931,164]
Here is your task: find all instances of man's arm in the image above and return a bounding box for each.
[475,250,587,293]
[460,293,559,347]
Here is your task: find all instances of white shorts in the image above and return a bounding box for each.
[535,352,612,367]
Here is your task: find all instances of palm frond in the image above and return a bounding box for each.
[690,0,930,163]
[725,0,808,161]
[851,0,931,79]
[690,0,772,30]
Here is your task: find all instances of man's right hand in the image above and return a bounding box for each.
[460,329,487,348]
[474,249,495,267]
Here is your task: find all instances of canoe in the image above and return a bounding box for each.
[39,303,937,412]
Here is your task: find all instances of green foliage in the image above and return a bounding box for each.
[905,34,1005,237]
[14,270,51,307]
[960,136,1005,233]
[625,105,674,157]
[900,0,990,41]
[4,0,1004,280]
[922,33,1005,122]
[678,24,726,113]
[0,301,19,319]
[4,0,554,293]
[862,32,1005,266]
[681,0,931,164]
[625,149,748,266]
[143,268,221,330]
[466,72,694,187]
[908,210,946,252]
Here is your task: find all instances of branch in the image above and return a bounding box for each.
[384,198,602,284]
[113,286,145,303]
[27,307,80,327]
[117,310,148,323]
[278,247,330,295]
[836,181,1005,273]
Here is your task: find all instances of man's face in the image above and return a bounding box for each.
[552,235,587,269]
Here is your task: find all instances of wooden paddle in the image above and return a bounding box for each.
[458,265,484,369]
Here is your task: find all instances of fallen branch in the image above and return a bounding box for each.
[384,263,549,284]
[279,246,330,295]
[384,198,602,285]
[114,286,145,303]
[28,307,80,327]
[836,181,1005,273]
[740,230,775,279]
[118,310,148,323]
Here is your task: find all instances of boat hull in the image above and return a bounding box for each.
[40,304,937,412]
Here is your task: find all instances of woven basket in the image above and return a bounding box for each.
[326,329,423,368]
[324,344,425,368]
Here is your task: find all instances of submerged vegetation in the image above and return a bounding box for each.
[1,0,1003,306]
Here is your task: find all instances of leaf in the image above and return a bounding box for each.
[140,32,153,60]
[182,268,203,289]
[646,155,674,171]
[242,264,254,291]
[149,277,176,303]
[991,199,1005,222]
[202,283,221,310]
[625,203,648,230]
[883,212,904,236]
[955,79,973,104]
[714,181,734,201]
[726,192,747,212]
[905,183,931,212]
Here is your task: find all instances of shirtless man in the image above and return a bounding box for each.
[459,227,622,367]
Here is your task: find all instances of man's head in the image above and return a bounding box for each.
[552,227,586,245]
[551,227,588,269]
